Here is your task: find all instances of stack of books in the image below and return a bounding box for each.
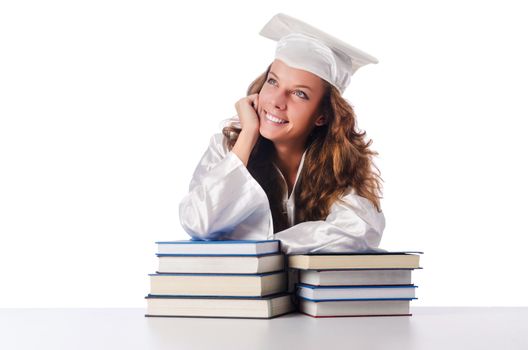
[145,239,294,319]
[288,251,423,317]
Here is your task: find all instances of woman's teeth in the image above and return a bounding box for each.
[266,113,288,124]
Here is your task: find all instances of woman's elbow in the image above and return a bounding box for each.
[365,227,383,249]
[338,225,383,252]
[178,197,217,241]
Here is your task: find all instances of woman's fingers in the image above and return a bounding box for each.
[234,94,261,133]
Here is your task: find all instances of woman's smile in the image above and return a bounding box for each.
[264,110,289,125]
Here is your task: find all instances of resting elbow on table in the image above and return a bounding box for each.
[178,193,224,241]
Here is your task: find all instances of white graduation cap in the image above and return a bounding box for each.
[259,13,378,94]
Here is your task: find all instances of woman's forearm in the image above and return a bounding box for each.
[231,129,259,167]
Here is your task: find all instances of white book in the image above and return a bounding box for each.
[289,252,421,270]
[149,271,287,297]
[146,294,294,319]
[297,284,417,300]
[300,299,411,317]
[158,254,285,274]
[156,240,280,255]
[300,269,413,286]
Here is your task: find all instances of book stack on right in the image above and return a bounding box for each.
[288,251,423,318]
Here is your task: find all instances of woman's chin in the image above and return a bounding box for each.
[259,125,280,141]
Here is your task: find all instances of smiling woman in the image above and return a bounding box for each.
[179,13,385,255]
[258,60,328,151]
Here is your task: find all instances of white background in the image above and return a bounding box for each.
[1,0,527,307]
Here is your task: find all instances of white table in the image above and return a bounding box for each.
[1,308,526,349]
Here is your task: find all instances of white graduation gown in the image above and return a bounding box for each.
[179,133,386,254]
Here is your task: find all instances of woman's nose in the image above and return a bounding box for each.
[271,90,287,110]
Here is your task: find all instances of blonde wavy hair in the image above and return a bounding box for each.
[222,64,383,233]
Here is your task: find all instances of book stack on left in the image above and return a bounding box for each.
[145,239,294,319]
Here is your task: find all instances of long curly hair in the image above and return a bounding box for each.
[222,64,383,233]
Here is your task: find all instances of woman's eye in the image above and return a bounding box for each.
[294,90,308,99]
[267,78,277,85]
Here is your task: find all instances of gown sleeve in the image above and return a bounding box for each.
[178,133,270,240]
[274,191,386,255]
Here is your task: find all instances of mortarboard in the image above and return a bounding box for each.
[259,13,378,94]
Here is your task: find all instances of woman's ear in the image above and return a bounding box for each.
[314,115,327,126]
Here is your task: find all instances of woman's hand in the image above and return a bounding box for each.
[235,93,260,135]
[232,94,261,167]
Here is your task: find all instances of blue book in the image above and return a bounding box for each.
[296,283,418,301]
[155,239,281,256]
[156,253,284,274]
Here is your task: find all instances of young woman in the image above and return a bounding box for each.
[179,14,385,254]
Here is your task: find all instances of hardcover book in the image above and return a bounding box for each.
[146,293,294,319]
[299,269,415,286]
[296,283,417,300]
[149,271,287,297]
[289,252,422,270]
[157,253,284,274]
[299,299,412,317]
[156,239,281,256]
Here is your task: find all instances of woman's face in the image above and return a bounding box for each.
[257,59,327,148]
